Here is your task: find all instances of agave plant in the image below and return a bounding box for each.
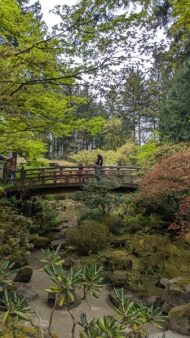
[79,313,126,338]
[41,245,64,267]
[81,264,104,299]
[45,264,82,305]
[114,289,164,336]
[2,289,31,325]
[0,261,16,292]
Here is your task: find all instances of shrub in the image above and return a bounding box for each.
[123,213,163,234]
[169,196,190,236]
[66,220,110,255]
[72,179,122,215]
[103,215,123,234]
[137,151,190,221]
[127,234,169,275]
[31,197,60,235]
[78,209,101,224]
[0,206,32,266]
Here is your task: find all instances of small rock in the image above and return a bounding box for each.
[14,266,33,283]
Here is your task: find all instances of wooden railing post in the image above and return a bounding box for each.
[3,163,7,184]
[41,168,45,185]
[20,166,26,183]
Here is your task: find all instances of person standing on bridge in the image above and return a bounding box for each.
[78,163,84,183]
[95,154,103,179]
[6,157,16,182]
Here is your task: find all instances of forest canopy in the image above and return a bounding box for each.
[0,0,190,160]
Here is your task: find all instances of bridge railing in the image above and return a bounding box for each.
[4,165,140,187]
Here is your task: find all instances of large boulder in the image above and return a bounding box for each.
[167,303,190,336]
[160,277,190,313]
[14,266,33,283]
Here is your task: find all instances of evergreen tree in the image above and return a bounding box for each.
[160,61,190,142]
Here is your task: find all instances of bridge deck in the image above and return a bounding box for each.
[4,165,140,195]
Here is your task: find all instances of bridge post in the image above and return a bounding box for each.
[20,166,26,183]
[3,163,7,184]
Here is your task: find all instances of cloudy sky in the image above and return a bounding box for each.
[30,0,77,27]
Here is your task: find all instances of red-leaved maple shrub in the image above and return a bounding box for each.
[136,151,190,225]
[169,196,190,236]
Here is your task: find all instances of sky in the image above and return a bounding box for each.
[30,0,77,27]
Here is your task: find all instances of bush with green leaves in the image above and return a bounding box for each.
[31,197,60,235]
[72,179,123,215]
[103,215,123,234]
[0,206,33,266]
[66,220,111,255]
[123,212,163,234]
[127,234,169,275]
[69,142,137,166]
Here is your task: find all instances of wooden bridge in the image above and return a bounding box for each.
[4,165,140,196]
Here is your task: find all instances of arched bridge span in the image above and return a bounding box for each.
[4,165,140,196]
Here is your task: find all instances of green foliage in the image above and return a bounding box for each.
[79,288,164,338]
[114,289,164,334]
[127,234,169,275]
[136,140,159,167]
[41,245,64,267]
[160,61,190,143]
[73,179,122,215]
[66,220,110,255]
[103,215,123,235]
[70,142,137,166]
[102,118,128,151]
[79,313,125,338]
[31,197,60,235]
[78,209,102,224]
[2,290,31,325]
[70,149,118,165]
[124,212,162,234]
[0,206,32,266]
[0,261,15,292]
